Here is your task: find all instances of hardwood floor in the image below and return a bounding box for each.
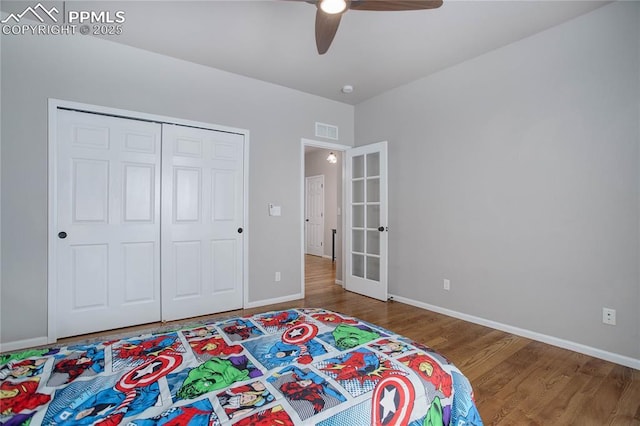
[58,255,640,425]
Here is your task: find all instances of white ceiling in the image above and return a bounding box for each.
[3,1,611,104]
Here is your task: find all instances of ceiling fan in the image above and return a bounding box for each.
[310,0,443,54]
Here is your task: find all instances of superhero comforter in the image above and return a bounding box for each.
[0,308,482,425]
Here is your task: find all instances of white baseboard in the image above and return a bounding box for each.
[322,255,332,260]
[390,294,640,371]
[0,336,49,353]
[335,279,343,286]
[244,293,303,309]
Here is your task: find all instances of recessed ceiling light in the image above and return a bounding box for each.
[341,85,354,94]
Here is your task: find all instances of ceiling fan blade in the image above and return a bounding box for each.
[315,8,343,55]
[349,0,443,11]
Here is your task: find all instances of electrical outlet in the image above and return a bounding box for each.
[275,272,281,282]
[602,307,616,325]
[443,279,450,291]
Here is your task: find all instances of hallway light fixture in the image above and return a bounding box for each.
[327,152,337,164]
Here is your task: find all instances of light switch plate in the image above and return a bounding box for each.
[269,204,281,216]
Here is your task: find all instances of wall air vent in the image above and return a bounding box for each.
[315,122,339,141]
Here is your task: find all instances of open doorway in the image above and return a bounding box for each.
[301,139,350,296]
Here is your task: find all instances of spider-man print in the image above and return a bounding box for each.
[52,347,104,385]
[271,366,345,416]
[117,335,179,361]
[233,405,294,426]
[256,311,301,331]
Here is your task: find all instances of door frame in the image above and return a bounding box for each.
[304,174,325,257]
[300,138,351,298]
[47,98,250,343]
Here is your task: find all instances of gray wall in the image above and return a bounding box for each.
[0,31,354,344]
[355,1,640,360]
[305,148,343,280]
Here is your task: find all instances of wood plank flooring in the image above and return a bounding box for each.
[58,255,640,425]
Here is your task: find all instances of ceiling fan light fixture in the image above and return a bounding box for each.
[312,0,442,54]
[320,0,348,14]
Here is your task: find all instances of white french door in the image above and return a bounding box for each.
[161,125,245,321]
[55,110,162,337]
[305,175,325,257]
[53,106,245,338]
[345,142,388,301]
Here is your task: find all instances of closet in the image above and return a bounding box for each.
[53,108,245,338]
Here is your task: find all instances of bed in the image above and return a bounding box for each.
[0,308,482,425]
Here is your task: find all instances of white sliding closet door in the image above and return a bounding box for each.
[53,106,246,339]
[55,110,162,337]
[161,125,245,321]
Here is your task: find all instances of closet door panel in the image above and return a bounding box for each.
[56,110,161,338]
[161,125,244,321]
